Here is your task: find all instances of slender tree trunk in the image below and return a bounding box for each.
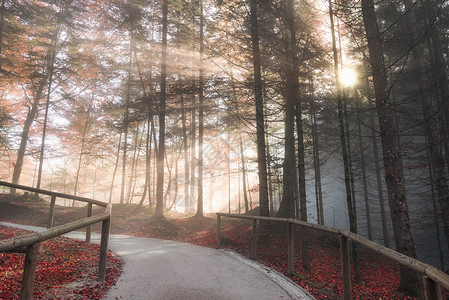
[134,46,154,210]
[310,80,324,225]
[344,97,358,229]
[356,102,372,240]
[155,0,168,219]
[240,134,249,213]
[109,133,123,204]
[295,100,310,271]
[36,25,59,192]
[181,95,189,212]
[190,94,196,213]
[196,0,204,218]
[361,0,419,292]
[11,82,46,193]
[130,124,144,203]
[196,0,204,217]
[266,128,274,216]
[427,145,446,270]
[127,125,140,202]
[329,0,360,282]
[151,135,157,209]
[73,106,91,200]
[247,171,253,210]
[120,30,134,204]
[227,130,231,213]
[249,0,269,218]
[137,118,153,209]
[295,103,306,223]
[238,156,241,214]
[362,58,390,247]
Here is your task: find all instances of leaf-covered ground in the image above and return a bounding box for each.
[0,226,123,299]
[1,196,448,299]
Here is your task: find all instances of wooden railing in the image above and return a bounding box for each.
[0,181,111,300]
[216,213,449,300]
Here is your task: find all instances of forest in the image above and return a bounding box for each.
[0,0,448,293]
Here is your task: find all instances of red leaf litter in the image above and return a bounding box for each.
[167,222,448,300]
[0,225,123,299]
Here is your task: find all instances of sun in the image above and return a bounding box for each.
[340,68,357,87]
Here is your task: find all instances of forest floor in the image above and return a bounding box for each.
[0,194,447,299]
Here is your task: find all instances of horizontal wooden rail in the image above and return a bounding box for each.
[0,211,110,252]
[0,181,111,300]
[0,181,107,207]
[217,213,449,299]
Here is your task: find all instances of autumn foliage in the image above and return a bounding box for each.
[0,226,123,299]
[1,199,448,299]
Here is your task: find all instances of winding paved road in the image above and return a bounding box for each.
[1,222,314,300]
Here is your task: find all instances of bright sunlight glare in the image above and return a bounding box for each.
[340,68,357,87]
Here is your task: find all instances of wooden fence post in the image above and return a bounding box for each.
[86,203,93,242]
[287,222,295,275]
[98,217,110,281]
[251,219,257,259]
[217,214,221,249]
[47,194,56,228]
[340,235,351,300]
[19,243,40,300]
[423,275,442,300]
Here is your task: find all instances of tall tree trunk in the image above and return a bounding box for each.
[362,59,390,247]
[155,0,168,219]
[249,0,269,218]
[196,0,204,217]
[427,145,446,270]
[129,123,144,203]
[361,0,419,292]
[109,133,122,204]
[329,0,360,282]
[240,134,249,213]
[137,118,154,209]
[127,125,139,202]
[11,82,46,194]
[238,156,241,214]
[277,0,310,271]
[309,79,324,225]
[181,95,189,212]
[227,130,231,213]
[295,100,310,271]
[73,105,92,201]
[36,25,59,192]
[190,94,196,213]
[344,98,358,230]
[133,47,154,210]
[356,102,372,240]
[277,76,296,219]
[120,30,134,204]
[266,127,274,216]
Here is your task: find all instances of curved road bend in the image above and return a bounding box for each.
[0,222,315,300]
